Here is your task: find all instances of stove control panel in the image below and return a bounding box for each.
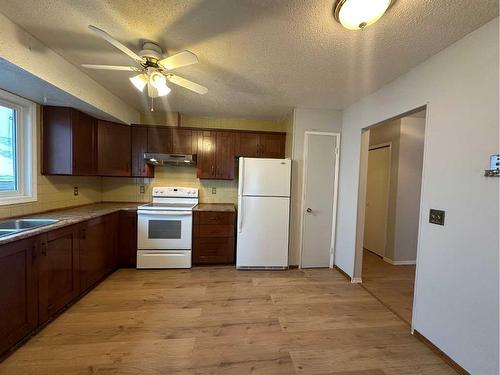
[152,187,199,198]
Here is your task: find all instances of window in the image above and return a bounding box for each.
[0,89,36,205]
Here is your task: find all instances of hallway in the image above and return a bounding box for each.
[362,249,416,324]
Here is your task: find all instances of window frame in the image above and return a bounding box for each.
[0,89,37,206]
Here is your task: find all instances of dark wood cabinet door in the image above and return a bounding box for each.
[172,129,193,154]
[192,210,235,265]
[0,238,37,356]
[42,106,74,175]
[197,131,217,179]
[259,133,286,158]
[147,127,172,153]
[237,133,260,157]
[104,213,119,273]
[97,120,131,176]
[38,225,80,324]
[72,111,97,175]
[79,217,108,292]
[131,127,154,177]
[118,210,138,267]
[216,131,235,179]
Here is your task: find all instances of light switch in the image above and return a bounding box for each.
[212,187,217,194]
[139,185,145,194]
[429,209,445,225]
[73,187,78,196]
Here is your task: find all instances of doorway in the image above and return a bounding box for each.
[300,132,340,268]
[357,109,426,325]
[364,144,391,257]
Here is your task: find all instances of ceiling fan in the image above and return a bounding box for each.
[82,25,207,111]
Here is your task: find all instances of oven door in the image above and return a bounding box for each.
[138,210,192,250]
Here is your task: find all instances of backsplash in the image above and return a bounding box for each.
[101,163,238,204]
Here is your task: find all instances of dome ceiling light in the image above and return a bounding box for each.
[333,0,394,30]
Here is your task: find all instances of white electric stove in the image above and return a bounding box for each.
[137,187,198,269]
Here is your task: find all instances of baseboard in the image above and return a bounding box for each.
[351,277,362,283]
[413,330,470,375]
[383,257,416,265]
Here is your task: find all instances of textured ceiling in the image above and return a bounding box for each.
[0,0,498,119]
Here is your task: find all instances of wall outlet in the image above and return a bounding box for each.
[139,185,145,194]
[73,187,79,196]
[429,209,445,225]
[211,187,217,194]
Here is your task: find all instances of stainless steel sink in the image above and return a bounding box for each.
[0,218,59,238]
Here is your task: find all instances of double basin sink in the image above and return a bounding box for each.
[0,218,59,238]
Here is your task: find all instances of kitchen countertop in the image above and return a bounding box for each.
[0,202,141,246]
[193,203,236,212]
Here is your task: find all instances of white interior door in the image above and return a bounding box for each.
[363,146,391,256]
[301,133,339,268]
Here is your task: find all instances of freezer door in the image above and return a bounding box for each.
[239,158,291,197]
[236,196,289,268]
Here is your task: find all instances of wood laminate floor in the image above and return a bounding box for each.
[0,266,454,375]
[361,249,416,325]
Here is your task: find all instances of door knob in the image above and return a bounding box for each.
[306,208,312,213]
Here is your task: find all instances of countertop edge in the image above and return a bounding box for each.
[0,203,140,246]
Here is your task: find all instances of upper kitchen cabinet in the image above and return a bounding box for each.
[131,126,154,178]
[42,106,97,176]
[197,130,217,179]
[97,120,131,177]
[147,127,172,153]
[236,132,286,159]
[216,131,236,179]
[172,128,195,154]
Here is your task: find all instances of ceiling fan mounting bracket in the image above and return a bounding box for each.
[139,42,163,61]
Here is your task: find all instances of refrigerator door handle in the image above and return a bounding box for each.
[238,195,243,233]
[238,157,244,196]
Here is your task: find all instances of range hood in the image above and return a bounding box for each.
[144,153,196,166]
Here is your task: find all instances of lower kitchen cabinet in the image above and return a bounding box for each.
[79,214,118,292]
[0,237,38,356]
[193,208,236,264]
[38,225,80,324]
[118,210,137,267]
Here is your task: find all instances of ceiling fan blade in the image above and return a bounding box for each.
[167,74,208,94]
[81,64,139,71]
[88,25,143,63]
[159,51,198,70]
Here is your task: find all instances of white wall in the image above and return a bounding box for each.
[393,117,425,262]
[0,13,139,124]
[289,108,342,265]
[335,18,499,375]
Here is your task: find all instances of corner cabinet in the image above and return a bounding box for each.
[42,106,97,175]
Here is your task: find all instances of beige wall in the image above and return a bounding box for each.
[102,165,238,204]
[0,106,102,220]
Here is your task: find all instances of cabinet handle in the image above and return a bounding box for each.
[41,242,47,256]
[32,244,37,260]
[81,228,86,239]
[211,165,215,174]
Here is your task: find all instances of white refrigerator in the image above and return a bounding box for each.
[236,157,291,270]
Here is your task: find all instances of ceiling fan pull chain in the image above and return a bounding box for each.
[150,96,154,112]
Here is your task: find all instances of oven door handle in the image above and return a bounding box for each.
[138,210,192,216]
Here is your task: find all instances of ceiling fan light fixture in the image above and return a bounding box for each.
[149,72,170,97]
[129,73,148,92]
[333,0,393,30]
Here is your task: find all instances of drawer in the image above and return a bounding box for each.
[196,211,235,225]
[193,237,234,264]
[195,224,234,238]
